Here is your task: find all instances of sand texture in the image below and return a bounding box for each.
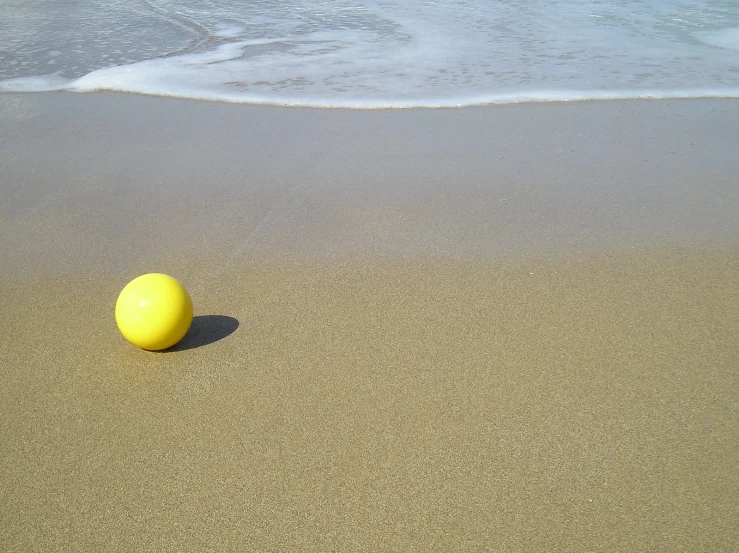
[1,94,738,552]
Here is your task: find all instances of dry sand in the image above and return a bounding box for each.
[1,93,738,552]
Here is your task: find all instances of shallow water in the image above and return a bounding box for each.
[1,0,738,107]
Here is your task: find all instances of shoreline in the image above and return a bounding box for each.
[2,93,738,273]
[3,78,739,108]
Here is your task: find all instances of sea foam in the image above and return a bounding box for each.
[1,0,738,108]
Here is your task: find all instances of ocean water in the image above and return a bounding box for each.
[0,0,738,108]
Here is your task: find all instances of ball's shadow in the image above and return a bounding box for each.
[164,315,239,352]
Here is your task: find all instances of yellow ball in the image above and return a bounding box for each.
[115,273,193,350]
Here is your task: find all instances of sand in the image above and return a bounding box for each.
[0,93,737,552]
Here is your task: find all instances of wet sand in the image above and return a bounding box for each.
[1,93,737,552]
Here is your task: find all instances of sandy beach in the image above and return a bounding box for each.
[1,93,737,552]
